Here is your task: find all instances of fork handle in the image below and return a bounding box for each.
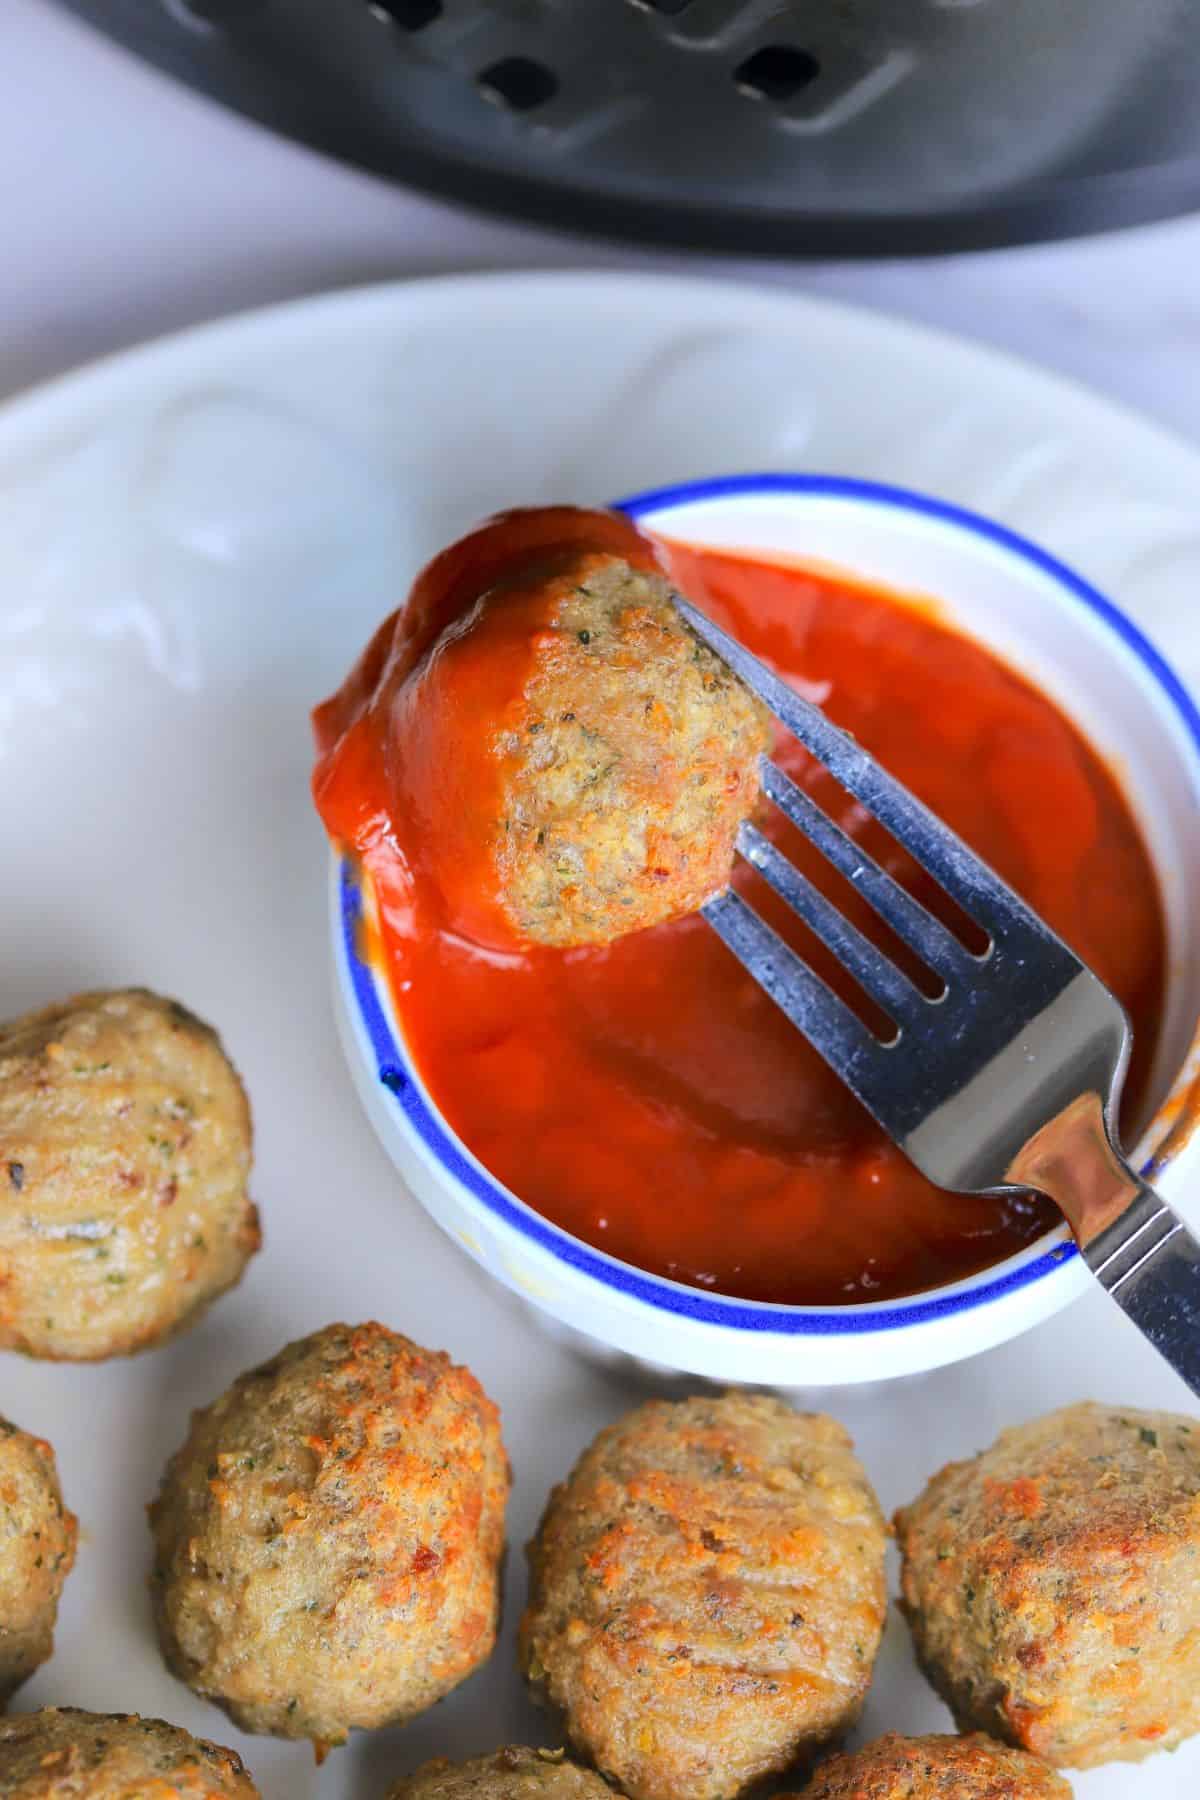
[1086,1188,1200,1396]
[1084,1186,1200,1398]
[1009,1094,1200,1398]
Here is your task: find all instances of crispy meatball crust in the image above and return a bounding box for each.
[149,1321,510,1749]
[386,1746,618,1800]
[0,1416,77,1702]
[896,1401,1200,1768]
[0,988,260,1360]
[0,1707,259,1799]
[520,1393,887,1800]
[496,557,770,946]
[802,1732,1072,1798]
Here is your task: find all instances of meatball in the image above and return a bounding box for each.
[802,1732,1072,1798]
[519,1393,887,1800]
[896,1401,1200,1768]
[386,1746,619,1800]
[323,507,772,952]
[0,1707,259,1799]
[0,987,260,1359]
[0,1416,76,1701]
[150,1321,509,1750]
[485,556,770,947]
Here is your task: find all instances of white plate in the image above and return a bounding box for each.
[4,271,1200,1799]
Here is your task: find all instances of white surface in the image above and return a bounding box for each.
[334,471,1200,1388]
[4,271,1200,1799]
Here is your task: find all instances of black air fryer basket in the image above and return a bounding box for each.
[59,0,1200,254]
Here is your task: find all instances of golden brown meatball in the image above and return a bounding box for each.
[150,1321,509,1751]
[896,1401,1200,1768]
[520,1393,887,1800]
[487,556,771,947]
[386,1746,619,1800]
[0,988,260,1359]
[338,510,773,954]
[801,1732,1072,1797]
[0,1416,76,1701]
[0,1707,259,1799]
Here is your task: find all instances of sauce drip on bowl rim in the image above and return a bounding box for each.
[313,507,1166,1307]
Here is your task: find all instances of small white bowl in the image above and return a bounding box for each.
[329,475,1200,1386]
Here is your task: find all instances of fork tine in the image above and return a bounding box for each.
[701,887,888,1082]
[676,594,1029,930]
[757,759,978,982]
[737,821,926,1029]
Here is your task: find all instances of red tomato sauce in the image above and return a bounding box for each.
[313,509,1166,1305]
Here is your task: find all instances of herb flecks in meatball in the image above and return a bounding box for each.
[150,1321,509,1750]
[896,1401,1200,1768]
[802,1731,1072,1798]
[520,1392,887,1800]
[490,557,771,946]
[0,987,259,1359]
[0,1418,76,1702]
[0,1707,260,1799]
[386,1746,620,1800]
[369,529,771,953]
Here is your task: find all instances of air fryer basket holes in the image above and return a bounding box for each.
[735,46,822,102]
[478,57,560,112]
[368,0,443,28]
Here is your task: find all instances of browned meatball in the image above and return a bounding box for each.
[150,1321,510,1751]
[386,1746,619,1800]
[896,1401,1200,1768]
[490,557,770,947]
[0,1707,259,1799]
[0,1416,76,1701]
[802,1732,1072,1798]
[520,1393,887,1800]
[380,537,772,953]
[0,987,260,1359]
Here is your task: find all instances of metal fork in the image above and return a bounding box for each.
[677,596,1200,1394]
